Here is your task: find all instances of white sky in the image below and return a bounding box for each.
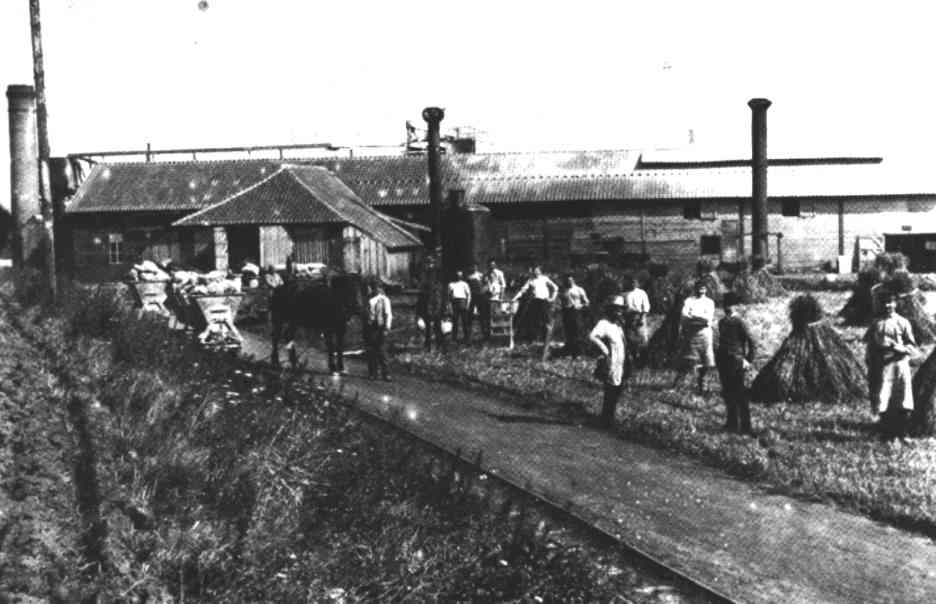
[2,0,936,209]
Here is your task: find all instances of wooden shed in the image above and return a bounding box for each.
[63,160,421,282]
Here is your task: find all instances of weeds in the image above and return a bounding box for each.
[1,284,698,602]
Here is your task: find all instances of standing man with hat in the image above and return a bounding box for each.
[716,292,756,434]
[589,295,628,428]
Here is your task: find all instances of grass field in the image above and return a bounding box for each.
[387,290,936,539]
[0,283,703,602]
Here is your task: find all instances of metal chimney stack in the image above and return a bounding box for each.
[748,98,771,261]
[6,84,41,271]
[422,107,444,256]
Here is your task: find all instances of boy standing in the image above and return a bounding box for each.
[716,292,756,434]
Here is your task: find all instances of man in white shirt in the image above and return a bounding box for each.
[560,274,590,357]
[366,281,393,381]
[513,265,559,361]
[465,263,487,340]
[589,295,627,427]
[623,276,651,369]
[448,270,472,343]
[674,280,716,394]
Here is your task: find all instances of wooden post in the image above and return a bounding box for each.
[29,0,56,301]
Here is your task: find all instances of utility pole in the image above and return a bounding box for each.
[29,0,57,301]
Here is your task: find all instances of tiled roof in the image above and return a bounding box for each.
[66,160,281,213]
[172,166,420,250]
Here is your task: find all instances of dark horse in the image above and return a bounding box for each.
[269,273,366,373]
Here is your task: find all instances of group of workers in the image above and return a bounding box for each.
[242,255,919,438]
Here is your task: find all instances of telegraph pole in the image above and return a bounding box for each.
[29,0,57,301]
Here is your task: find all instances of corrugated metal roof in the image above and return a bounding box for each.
[66,160,281,213]
[171,167,346,226]
[171,165,420,250]
[64,152,936,218]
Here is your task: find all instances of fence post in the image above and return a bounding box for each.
[775,233,784,274]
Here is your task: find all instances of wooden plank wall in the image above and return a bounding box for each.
[488,196,936,271]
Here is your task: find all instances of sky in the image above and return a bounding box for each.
[2,0,936,209]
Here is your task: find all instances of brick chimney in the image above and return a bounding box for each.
[6,84,41,269]
[749,98,771,262]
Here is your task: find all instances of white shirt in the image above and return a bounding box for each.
[624,288,650,314]
[449,280,472,301]
[681,294,715,329]
[485,268,506,300]
[514,275,558,302]
[589,318,626,386]
[368,293,392,329]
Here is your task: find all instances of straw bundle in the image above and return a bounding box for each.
[839,270,882,326]
[911,347,936,436]
[890,272,936,345]
[751,295,867,404]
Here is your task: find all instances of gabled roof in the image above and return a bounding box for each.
[172,165,420,250]
[66,160,280,213]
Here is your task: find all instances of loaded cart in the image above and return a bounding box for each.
[127,280,171,315]
[190,293,245,349]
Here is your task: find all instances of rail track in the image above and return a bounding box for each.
[266,357,737,604]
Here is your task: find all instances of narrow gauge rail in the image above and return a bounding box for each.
[267,362,736,604]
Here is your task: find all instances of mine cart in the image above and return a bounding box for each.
[127,280,171,315]
[190,293,245,350]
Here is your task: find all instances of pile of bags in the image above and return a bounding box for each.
[171,269,242,296]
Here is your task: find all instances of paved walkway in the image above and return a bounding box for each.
[242,333,936,604]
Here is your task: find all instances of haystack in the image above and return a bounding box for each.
[910,347,936,436]
[839,269,881,325]
[889,271,936,345]
[750,295,867,404]
[733,261,785,303]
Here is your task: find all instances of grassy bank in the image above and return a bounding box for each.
[0,285,703,602]
[390,291,936,539]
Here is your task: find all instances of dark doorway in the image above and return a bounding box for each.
[884,233,936,272]
[227,226,260,270]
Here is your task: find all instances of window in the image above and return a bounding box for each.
[700,235,722,255]
[683,201,702,220]
[781,199,801,217]
[107,233,123,264]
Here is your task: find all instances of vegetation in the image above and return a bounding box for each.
[0,283,700,602]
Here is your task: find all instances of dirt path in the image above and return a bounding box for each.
[243,332,936,603]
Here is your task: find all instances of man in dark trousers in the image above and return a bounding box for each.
[366,281,393,381]
[716,292,756,434]
[417,255,447,352]
[465,262,488,341]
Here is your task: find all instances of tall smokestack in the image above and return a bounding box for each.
[422,107,444,256]
[7,84,41,270]
[749,98,771,261]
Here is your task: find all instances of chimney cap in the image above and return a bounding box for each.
[748,98,772,110]
[6,84,36,100]
[422,107,445,123]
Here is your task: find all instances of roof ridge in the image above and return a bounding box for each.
[285,166,419,244]
[172,166,286,224]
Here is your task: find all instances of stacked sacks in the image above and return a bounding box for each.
[127,259,170,282]
[750,294,867,404]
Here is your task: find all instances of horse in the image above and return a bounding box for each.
[269,272,367,373]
